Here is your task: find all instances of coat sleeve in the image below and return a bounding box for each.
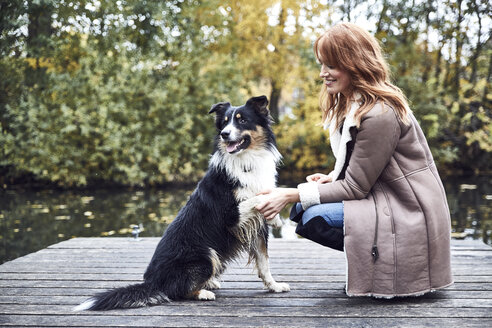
[298,104,402,207]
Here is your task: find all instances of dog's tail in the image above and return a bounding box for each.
[73,282,170,311]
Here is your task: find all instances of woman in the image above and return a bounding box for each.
[256,23,453,297]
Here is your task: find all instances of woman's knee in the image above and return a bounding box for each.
[301,206,320,225]
[302,204,327,223]
[289,203,304,223]
[302,202,344,227]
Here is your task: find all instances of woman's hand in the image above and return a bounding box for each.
[306,173,332,184]
[255,188,299,221]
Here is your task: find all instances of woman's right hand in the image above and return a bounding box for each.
[306,173,332,184]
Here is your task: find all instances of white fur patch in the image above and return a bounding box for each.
[210,146,281,201]
[204,277,221,290]
[267,214,283,228]
[268,282,291,293]
[221,110,242,141]
[252,239,290,293]
[73,299,95,312]
[236,196,267,244]
[209,247,222,276]
[196,289,216,301]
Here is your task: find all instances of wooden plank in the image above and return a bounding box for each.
[0,280,344,289]
[1,295,491,308]
[1,273,491,283]
[0,315,490,328]
[0,287,490,299]
[0,282,489,293]
[1,280,490,293]
[2,266,490,276]
[1,304,491,318]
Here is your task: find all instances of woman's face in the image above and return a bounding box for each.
[319,63,352,96]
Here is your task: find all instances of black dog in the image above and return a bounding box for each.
[75,96,289,311]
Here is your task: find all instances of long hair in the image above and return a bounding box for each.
[314,22,409,128]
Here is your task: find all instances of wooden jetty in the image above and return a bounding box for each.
[0,237,491,327]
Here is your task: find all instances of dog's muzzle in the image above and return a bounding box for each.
[220,131,250,154]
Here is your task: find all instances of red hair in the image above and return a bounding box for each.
[314,22,409,128]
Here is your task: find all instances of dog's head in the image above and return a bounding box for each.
[209,96,273,154]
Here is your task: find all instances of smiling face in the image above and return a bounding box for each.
[319,63,352,96]
[209,96,271,155]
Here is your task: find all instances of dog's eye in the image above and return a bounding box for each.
[238,118,247,124]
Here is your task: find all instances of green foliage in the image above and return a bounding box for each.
[1,0,244,187]
[0,0,490,187]
[275,72,334,175]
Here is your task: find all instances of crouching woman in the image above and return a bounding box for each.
[256,22,453,297]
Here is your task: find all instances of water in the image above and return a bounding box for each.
[1,176,490,264]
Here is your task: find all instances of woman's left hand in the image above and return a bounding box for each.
[255,188,299,220]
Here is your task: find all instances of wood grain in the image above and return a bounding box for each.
[0,237,490,327]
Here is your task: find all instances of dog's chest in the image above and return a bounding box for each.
[233,165,277,201]
[210,149,279,202]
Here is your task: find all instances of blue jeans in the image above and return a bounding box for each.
[294,202,344,228]
[290,202,345,251]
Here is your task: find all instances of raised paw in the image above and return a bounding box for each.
[196,289,216,301]
[268,282,290,293]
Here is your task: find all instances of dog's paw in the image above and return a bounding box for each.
[267,214,283,228]
[204,277,221,290]
[268,282,290,293]
[196,289,216,301]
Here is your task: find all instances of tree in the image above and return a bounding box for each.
[1,0,245,186]
[214,0,325,121]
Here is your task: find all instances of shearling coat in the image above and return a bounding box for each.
[298,102,453,297]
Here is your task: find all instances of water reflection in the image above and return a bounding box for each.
[446,178,491,244]
[0,187,191,264]
[0,175,490,264]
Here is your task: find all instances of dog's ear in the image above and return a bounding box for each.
[246,96,269,116]
[209,102,230,115]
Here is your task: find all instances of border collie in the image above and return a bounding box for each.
[75,95,290,311]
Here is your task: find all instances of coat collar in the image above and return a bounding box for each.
[323,93,362,182]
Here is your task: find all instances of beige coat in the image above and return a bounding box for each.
[299,102,453,297]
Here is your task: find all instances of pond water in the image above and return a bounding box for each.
[1,175,490,264]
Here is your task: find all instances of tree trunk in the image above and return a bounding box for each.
[376,0,389,35]
[26,0,53,87]
[27,1,53,57]
[469,1,485,84]
[268,6,286,123]
[483,53,492,103]
[453,0,464,94]
[269,81,281,123]
[435,45,443,82]
[422,2,432,83]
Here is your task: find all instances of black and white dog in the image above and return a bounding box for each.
[75,95,289,311]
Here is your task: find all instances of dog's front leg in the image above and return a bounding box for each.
[239,195,283,229]
[252,237,290,293]
[267,214,283,228]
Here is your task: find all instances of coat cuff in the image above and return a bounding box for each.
[297,182,321,210]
